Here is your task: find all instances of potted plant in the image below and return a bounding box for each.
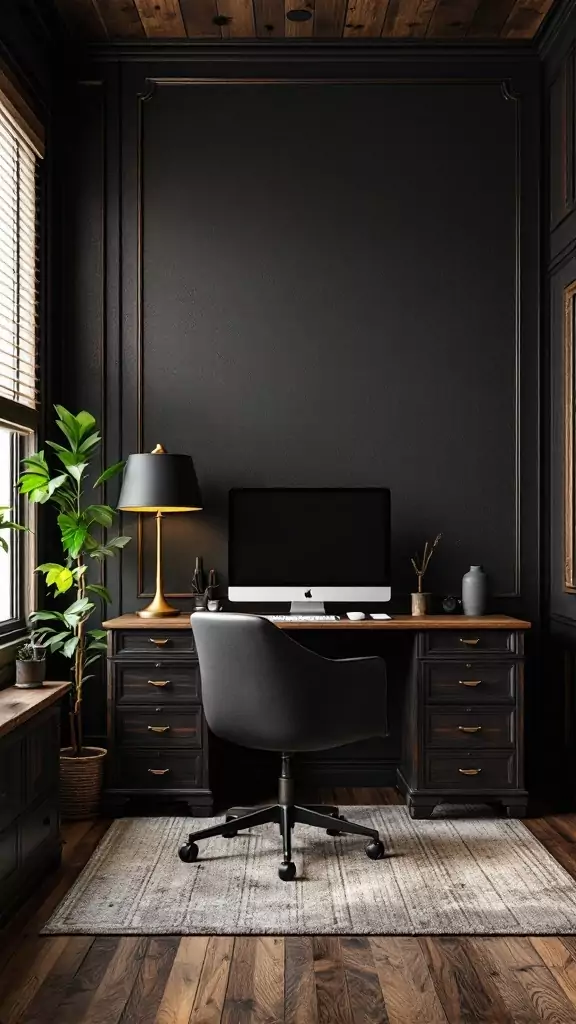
[19,406,130,819]
[410,533,442,616]
[15,636,47,688]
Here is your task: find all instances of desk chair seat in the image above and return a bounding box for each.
[179,612,388,880]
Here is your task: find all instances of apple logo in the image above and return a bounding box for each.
[304,589,312,599]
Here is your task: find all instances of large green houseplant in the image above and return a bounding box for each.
[19,407,129,817]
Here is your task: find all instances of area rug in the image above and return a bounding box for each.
[42,806,576,935]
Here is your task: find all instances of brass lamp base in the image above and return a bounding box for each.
[137,595,181,619]
[136,509,181,618]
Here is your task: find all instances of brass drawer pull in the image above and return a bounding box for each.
[459,679,481,687]
[149,638,169,647]
[460,637,480,646]
[147,768,170,775]
[458,725,482,733]
[147,725,171,734]
[148,679,170,688]
[458,768,482,775]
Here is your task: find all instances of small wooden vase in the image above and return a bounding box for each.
[411,592,429,616]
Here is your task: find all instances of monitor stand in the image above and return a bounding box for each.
[290,600,326,614]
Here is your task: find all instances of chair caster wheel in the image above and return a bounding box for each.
[278,861,296,881]
[179,842,199,863]
[223,814,238,838]
[327,814,345,837]
[365,840,385,860]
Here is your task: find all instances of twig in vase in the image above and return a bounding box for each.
[411,533,442,594]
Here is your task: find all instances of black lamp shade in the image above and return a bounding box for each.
[118,452,202,512]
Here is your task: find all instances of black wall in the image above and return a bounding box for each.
[56,47,541,759]
[543,11,576,804]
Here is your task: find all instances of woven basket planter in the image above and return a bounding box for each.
[60,747,107,821]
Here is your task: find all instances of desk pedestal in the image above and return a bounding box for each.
[397,626,527,818]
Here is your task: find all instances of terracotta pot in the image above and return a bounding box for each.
[60,746,107,820]
[411,592,429,616]
[15,659,46,688]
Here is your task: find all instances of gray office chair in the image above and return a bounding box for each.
[178,612,388,880]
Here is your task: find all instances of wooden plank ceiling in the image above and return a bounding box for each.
[54,0,555,40]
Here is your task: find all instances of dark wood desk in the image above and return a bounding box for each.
[104,613,529,819]
[252,614,530,818]
[105,613,529,632]
[270,614,529,631]
[0,682,69,924]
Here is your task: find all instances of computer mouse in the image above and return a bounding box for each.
[346,611,366,621]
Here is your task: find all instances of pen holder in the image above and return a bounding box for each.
[411,592,429,616]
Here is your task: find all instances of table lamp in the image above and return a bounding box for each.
[118,444,202,618]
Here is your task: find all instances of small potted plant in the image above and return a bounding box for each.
[19,406,130,819]
[15,636,46,688]
[411,533,442,616]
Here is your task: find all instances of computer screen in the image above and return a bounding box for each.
[229,488,390,587]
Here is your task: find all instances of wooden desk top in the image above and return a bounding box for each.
[248,614,530,631]
[0,682,70,740]
[104,613,530,631]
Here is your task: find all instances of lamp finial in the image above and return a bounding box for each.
[151,443,167,454]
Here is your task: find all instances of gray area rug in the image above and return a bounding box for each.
[43,806,576,935]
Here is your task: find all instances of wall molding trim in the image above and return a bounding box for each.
[549,611,576,632]
[537,0,576,59]
[133,75,523,600]
[548,234,576,272]
[564,279,576,592]
[87,40,538,65]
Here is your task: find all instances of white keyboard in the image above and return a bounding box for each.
[266,614,340,622]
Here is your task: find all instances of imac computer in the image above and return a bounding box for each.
[228,487,391,615]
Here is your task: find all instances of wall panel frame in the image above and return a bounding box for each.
[59,46,541,770]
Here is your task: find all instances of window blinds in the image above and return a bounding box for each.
[0,99,39,411]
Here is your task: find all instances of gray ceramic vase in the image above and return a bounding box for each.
[462,565,488,616]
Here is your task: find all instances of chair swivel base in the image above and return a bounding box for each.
[178,801,385,881]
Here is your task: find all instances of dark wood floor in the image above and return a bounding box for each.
[4,788,576,1023]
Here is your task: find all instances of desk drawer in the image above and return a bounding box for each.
[424,662,516,704]
[0,822,17,885]
[425,708,515,748]
[114,630,195,656]
[114,750,203,790]
[19,795,59,862]
[116,708,202,748]
[425,752,516,789]
[25,709,59,804]
[0,734,22,830]
[421,631,518,656]
[115,663,200,704]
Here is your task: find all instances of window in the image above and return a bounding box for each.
[0,425,29,627]
[0,107,38,411]
[0,81,42,639]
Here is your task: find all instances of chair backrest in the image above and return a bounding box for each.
[190,612,387,753]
